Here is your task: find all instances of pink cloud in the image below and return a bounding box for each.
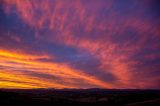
[1,0,160,89]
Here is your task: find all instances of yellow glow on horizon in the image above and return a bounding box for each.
[0,49,111,89]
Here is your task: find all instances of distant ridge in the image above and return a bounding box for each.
[0,88,160,92]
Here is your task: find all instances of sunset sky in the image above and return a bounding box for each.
[0,0,160,89]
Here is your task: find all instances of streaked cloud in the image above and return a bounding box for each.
[0,0,159,89]
[0,49,111,88]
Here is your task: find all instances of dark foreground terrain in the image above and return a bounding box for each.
[0,89,160,106]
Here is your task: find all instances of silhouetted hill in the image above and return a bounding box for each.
[0,88,160,106]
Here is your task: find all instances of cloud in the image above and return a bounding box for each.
[0,0,160,89]
[0,49,111,88]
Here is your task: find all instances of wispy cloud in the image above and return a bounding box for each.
[0,0,159,89]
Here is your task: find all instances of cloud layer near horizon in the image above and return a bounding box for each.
[0,0,160,89]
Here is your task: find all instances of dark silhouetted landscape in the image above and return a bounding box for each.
[0,89,160,106]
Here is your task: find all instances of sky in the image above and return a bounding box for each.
[0,0,160,89]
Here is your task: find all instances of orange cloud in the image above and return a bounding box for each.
[0,49,112,89]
